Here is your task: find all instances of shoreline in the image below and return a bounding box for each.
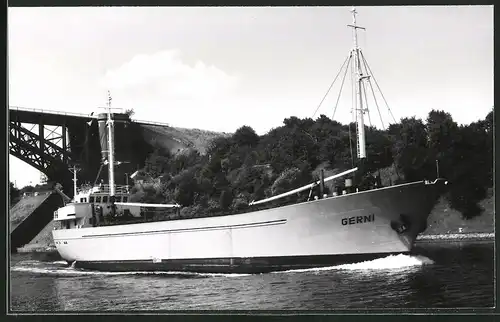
[417,232,494,242]
[16,245,57,254]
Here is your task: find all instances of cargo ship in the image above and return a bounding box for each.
[52,8,447,274]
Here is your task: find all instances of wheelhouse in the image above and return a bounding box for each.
[53,184,139,230]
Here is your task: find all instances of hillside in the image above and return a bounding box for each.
[10,192,53,233]
[140,124,230,154]
[423,188,494,235]
[17,221,57,252]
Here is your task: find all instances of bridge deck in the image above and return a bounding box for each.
[9,106,171,127]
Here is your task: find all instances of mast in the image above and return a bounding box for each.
[106,91,116,198]
[348,7,367,160]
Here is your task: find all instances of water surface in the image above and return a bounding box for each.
[10,240,494,311]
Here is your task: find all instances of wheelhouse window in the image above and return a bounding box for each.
[95,196,101,203]
[103,196,108,203]
[89,196,95,203]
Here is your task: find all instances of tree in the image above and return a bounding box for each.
[390,117,432,182]
[144,148,172,178]
[125,109,135,117]
[9,182,20,206]
[443,121,492,219]
[219,190,233,210]
[271,166,312,197]
[233,125,260,147]
[364,127,393,172]
[129,183,163,204]
[206,136,233,158]
[173,168,199,207]
[425,110,458,179]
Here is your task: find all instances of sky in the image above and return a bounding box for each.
[8,6,494,188]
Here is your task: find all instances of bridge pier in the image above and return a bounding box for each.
[62,123,67,165]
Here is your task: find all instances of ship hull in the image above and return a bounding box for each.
[53,179,446,274]
[73,252,406,274]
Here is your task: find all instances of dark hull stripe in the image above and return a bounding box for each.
[74,252,407,274]
[82,219,287,238]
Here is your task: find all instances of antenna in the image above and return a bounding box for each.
[107,90,112,109]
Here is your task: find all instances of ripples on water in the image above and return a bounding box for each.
[9,241,494,311]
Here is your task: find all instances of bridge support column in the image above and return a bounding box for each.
[62,123,67,165]
[39,120,45,170]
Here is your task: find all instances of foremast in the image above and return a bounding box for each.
[97,92,182,210]
[348,7,368,160]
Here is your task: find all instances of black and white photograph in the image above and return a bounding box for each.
[8,5,494,312]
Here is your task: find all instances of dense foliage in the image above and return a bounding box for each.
[9,182,20,206]
[128,109,492,220]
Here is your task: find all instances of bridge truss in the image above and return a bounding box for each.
[9,120,72,174]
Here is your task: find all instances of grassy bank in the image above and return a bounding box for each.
[422,188,494,236]
[10,192,53,233]
[417,232,494,242]
[141,124,229,154]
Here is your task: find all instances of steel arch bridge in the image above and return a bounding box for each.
[9,106,165,196]
[9,107,99,195]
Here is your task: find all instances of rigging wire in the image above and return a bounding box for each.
[359,50,397,124]
[361,79,373,128]
[93,164,104,186]
[312,54,351,119]
[360,51,385,130]
[359,51,401,181]
[332,53,353,120]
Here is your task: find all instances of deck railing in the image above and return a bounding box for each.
[133,119,171,127]
[9,106,96,119]
[76,184,130,195]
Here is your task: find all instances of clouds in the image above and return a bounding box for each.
[99,49,238,101]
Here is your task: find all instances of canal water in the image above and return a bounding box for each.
[9,240,494,311]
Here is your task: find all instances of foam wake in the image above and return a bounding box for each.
[336,254,434,270]
[10,254,433,277]
[10,261,250,278]
[51,261,68,265]
[274,254,434,274]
